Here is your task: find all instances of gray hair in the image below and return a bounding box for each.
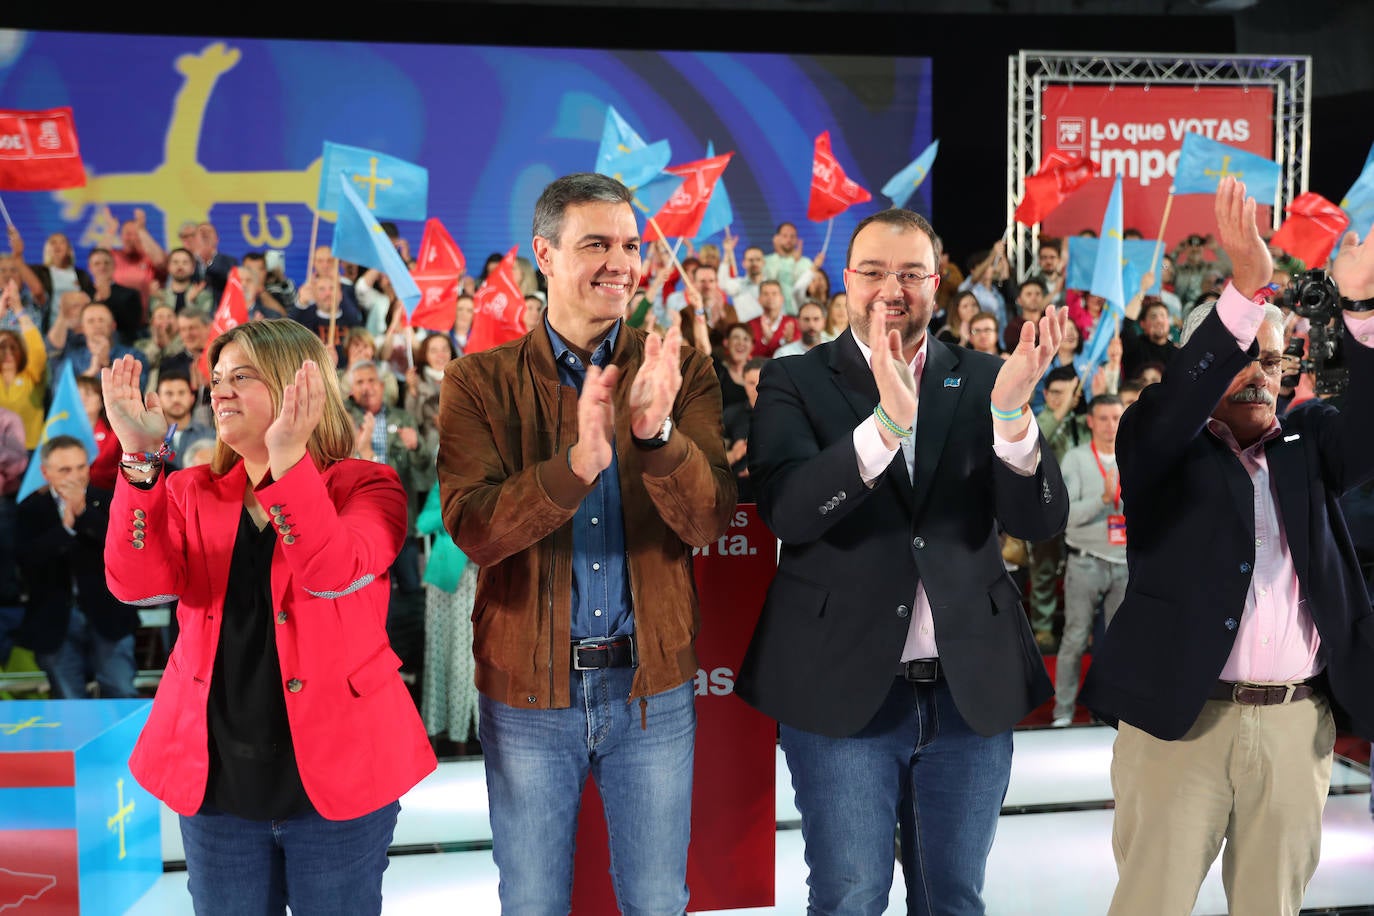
[532,173,634,247]
[1180,299,1284,347]
[346,359,380,386]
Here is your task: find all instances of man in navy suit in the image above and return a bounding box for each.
[738,207,1070,914]
[1082,177,1374,914]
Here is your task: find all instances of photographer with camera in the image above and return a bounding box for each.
[1171,232,1234,309]
[1081,176,1374,914]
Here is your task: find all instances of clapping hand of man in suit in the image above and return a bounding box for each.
[1332,219,1374,303]
[865,301,917,451]
[991,304,1070,441]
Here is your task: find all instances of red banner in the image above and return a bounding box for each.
[808,131,871,222]
[0,108,85,191]
[644,152,734,243]
[198,267,248,382]
[466,246,526,353]
[1039,86,1274,248]
[409,218,465,332]
[1270,192,1350,271]
[572,504,777,912]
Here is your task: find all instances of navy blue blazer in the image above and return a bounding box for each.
[1081,307,1374,741]
[736,331,1068,738]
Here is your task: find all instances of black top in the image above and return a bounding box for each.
[714,359,749,410]
[204,508,311,820]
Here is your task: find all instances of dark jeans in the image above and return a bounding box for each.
[386,537,424,675]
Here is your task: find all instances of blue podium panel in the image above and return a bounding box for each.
[0,700,160,915]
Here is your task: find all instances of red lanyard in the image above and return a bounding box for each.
[1091,441,1120,509]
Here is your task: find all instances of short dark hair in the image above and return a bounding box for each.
[846,209,942,272]
[1019,277,1048,297]
[157,370,193,390]
[241,251,266,265]
[532,173,634,247]
[1089,394,1123,411]
[1045,365,1079,386]
[758,279,784,296]
[775,221,797,234]
[1118,378,1147,396]
[1038,239,1060,254]
[797,300,826,319]
[1142,301,1171,322]
[1135,360,1168,379]
[41,434,86,463]
[723,322,753,341]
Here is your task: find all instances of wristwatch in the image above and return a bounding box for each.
[632,417,672,450]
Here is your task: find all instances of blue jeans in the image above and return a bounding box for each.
[179,801,400,916]
[34,607,137,699]
[781,677,1013,916]
[478,668,696,915]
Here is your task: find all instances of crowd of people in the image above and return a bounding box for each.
[0,170,1371,914]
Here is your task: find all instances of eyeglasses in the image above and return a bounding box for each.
[845,268,938,289]
[1250,356,1286,378]
[970,327,998,334]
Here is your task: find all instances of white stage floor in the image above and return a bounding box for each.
[130,724,1374,915]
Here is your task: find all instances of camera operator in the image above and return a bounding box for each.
[1082,177,1374,913]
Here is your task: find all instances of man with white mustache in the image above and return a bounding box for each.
[1082,176,1374,915]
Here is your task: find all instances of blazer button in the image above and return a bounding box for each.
[283,535,296,545]
[526,695,537,704]
[1239,562,1251,573]
[131,539,144,550]
[912,537,926,549]
[275,611,287,625]
[133,509,146,520]
[819,505,829,515]
[286,678,303,692]
[133,519,146,530]
[837,490,846,501]
[1224,618,1239,631]
[896,604,910,618]
[273,514,287,526]
[269,505,283,514]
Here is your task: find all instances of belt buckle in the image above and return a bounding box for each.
[1231,682,1248,704]
[572,636,635,671]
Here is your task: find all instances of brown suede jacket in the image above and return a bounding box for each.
[437,321,737,709]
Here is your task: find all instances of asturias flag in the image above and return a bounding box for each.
[332,173,422,316]
[317,141,428,221]
[1066,237,1163,297]
[644,151,734,243]
[17,362,97,502]
[882,140,939,210]
[467,246,527,353]
[807,131,872,222]
[1075,175,1127,381]
[596,106,672,191]
[408,218,465,333]
[1173,131,1280,205]
[1339,141,1374,243]
[0,107,85,191]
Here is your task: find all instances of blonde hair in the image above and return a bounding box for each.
[206,319,355,474]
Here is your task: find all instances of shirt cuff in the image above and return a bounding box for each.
[854,415,898,485]
[1343,311,1374,347]
[1215,282,1266,350]
[993,423,1041,477]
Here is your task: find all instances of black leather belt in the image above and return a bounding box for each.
[1208,680,1314,706]
[572,637,636,670]
[897,658,941,684]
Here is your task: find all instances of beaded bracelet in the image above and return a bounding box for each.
[121,424,178,465]
[874,404,914,439]
[990,403,1027,422]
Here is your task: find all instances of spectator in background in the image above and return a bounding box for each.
[1004,277,1049,352]
[339,328,400,407]
[723,356,766,503]
[714,322,754,412]
[1033,238,1067,306]
[294,269,362,363]
[763,221,818,315]
[1117,377,1147,408]
[75,376,121,491]
[1171,232,1233,308]
[25,230,93,322]
[149,247,212,316]
[0,404,28,612]
[86,248,143,347]
[154,371,214,473]
[824,291,849,341]
[968,310,1009,359]
[136,303,182,392]
[189,221,236,306]
[111,209,167,311]
[405,332,455,439]
[958,240,1016,331]
[524,294,545,337]
[748,280,798,357]
[0,253,45,332]
[937,289,982,348]
[934,249,966,317]
[239,252,290,320]
[719,236,766,322]
[17,435,137,699]
[158,306,213,403]
[452,293,475,356]
[0,280,48,449]
[51,301,149,383]
[773,300,828,358]
[1122,298,1179,382]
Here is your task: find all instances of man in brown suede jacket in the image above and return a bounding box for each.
[437,172,735,913]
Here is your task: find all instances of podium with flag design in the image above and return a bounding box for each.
[0,700,159,915]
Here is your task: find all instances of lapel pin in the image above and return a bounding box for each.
[943,377,961,388]
[1283,434,1300,442]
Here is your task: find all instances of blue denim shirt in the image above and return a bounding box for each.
[545,318,633,641]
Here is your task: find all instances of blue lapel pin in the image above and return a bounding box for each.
[943,377,961,388]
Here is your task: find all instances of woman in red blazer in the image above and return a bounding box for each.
[101,319,435,916]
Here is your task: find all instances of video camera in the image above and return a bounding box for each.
[1281,269,1346,397]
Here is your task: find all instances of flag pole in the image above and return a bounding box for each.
[818,218,835,264]
[0,194,12,230]
[1150,190,1175,282]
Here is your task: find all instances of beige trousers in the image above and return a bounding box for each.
[1107,693,1336,916]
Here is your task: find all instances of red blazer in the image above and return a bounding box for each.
[106,456,436,820]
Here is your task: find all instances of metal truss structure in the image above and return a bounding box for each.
[1007,51,1311,279]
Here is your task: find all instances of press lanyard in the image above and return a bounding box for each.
[1091,441,1120,510]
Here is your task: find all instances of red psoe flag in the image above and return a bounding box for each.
[1014,151,1096,226]
[0,107,86,191]
[466,246,528,353]
[1269,192,1350,271]
[409,218,465,332]
[643,152,734,242]
[198,267,250,381]
[807,131,871,222]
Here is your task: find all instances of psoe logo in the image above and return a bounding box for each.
[1057,118,1086,151]
[36,120,62,150]
[0,134,25,152]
